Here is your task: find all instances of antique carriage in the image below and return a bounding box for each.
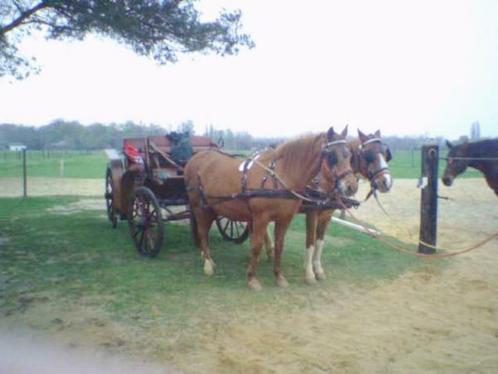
[104,134,249,257]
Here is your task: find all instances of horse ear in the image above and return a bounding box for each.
[327,127,336,141]
[357,129,368,143]
[374,129,381,137]
[341,125,348,137]
[446,140,453,149]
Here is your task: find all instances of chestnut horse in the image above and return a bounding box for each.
[185,127,358,290]
[302,130,393,284]
[442,139,498,196]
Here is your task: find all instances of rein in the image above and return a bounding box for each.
[442,157,498,161]
[336,190,498,258]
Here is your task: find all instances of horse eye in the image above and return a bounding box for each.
[327,153,338,166]
[364,151,376,163]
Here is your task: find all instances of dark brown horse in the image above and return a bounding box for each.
[302,130,393,284]
[185,127,358,290]
[442,139,498,196]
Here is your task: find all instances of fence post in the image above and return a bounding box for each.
[418,144,439,253]
[22,148,27,198]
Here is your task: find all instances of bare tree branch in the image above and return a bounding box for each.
[1,1,49,35]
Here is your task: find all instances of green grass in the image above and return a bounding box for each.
[0,150,107,178]
[0,196,430,328]
[0,149,483,179]
[389,149,481,178]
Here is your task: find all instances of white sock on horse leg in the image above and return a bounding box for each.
[313,239,326,279]
[304,245,316,283]
[203,258,214,276]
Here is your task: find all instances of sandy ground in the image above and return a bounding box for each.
[0,177,103,197]
[0,332,178,374]
[1,177,497,373]
[174,178,498,373]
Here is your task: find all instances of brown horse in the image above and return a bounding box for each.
[302,130,393,284]
[185,127,358,290]
[442,139,498,196]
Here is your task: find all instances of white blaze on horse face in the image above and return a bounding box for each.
[378,154,392,190]
[304,246,316,283]
[313,239,325,279]
[338,179,347,195]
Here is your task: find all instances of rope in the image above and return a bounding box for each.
[336,196,498,258]
[440,156,498,161]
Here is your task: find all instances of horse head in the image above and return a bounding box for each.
[355,129,393,193]
[442,140,469,186]
[320,125,358,196]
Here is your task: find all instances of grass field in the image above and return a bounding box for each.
[2,180,497,372]
[0,150,106,179]
[0,196,422,316]
[0,196,426,370]
[0,149,481,179]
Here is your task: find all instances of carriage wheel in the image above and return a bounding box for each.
[128,187,164,257]
[215,216,249,244]
[105,167,118,228]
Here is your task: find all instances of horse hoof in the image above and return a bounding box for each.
[304,275,317,285]
[248,278,262,291]
[276,276,289,288]
[203,260,215,276]
[315,271,326,281]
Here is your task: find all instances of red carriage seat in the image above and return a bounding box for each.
[124,143,144,164]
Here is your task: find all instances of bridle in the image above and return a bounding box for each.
[358,137,392,200]
[321,139,354,193]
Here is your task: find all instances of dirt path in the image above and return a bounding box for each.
[0,177,103,197]
[167,179,498,373]
[1,178,497,373]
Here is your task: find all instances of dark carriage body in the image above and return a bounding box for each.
[121,135,215,213]
[104,134,249,256]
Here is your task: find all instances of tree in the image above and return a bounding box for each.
[470,121,480,140]
[177,120,194,134]
[0,0,254,79]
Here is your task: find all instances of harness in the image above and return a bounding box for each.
[194,140,359,210]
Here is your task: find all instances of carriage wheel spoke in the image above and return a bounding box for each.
[138,230,145,251]
[128,187,164,257]
[222,218,230,232]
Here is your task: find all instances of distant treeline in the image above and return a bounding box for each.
[0,119,454,151]
[0,120,284,151]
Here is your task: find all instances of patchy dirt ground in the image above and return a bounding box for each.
[1,178,497,373]
[0,177,103,197]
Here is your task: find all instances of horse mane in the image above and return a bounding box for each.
[258,133,325,188]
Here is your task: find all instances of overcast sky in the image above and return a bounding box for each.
[1,0,497,139]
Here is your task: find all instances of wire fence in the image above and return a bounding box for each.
[0,149,106,197]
